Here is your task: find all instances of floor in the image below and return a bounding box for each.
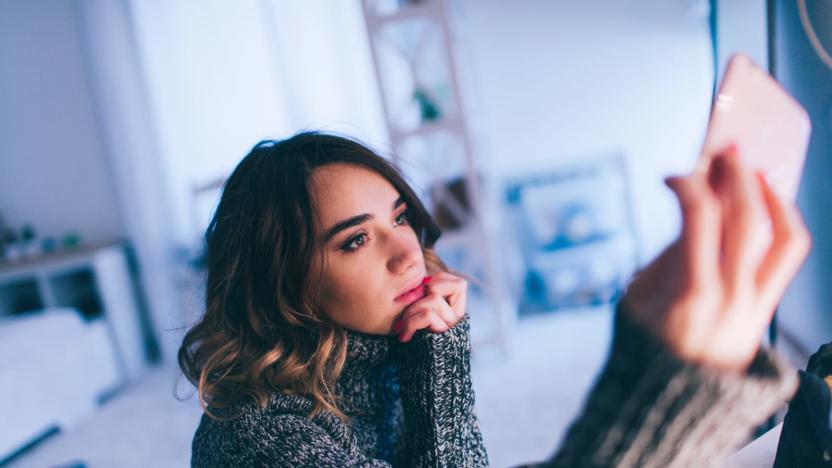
[5,366,204,468]
[4,305,807,468]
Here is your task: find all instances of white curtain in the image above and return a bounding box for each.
[127,0,388,244]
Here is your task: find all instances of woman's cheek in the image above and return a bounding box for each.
[340,258,381,307]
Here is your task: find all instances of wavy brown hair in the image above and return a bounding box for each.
[177,131,449,421]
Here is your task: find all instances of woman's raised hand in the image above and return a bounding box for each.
[395,271,468,342]
[622,146,811,372]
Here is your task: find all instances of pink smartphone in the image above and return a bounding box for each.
[699,53,811,201]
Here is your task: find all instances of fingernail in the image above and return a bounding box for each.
[725,143,739,156]
[420,276,432,285]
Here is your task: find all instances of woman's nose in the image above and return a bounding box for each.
[387,234,421,275]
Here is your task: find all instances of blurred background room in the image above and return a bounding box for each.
[1,0,831,466]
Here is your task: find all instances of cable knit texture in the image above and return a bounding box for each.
[191,314,488,467]
[527,302,799,468]
[190,305,798,467]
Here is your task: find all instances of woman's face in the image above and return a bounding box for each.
[308,163,429,335]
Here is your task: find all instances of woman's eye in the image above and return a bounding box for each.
[395,211,409,225]
[342,233,368,252]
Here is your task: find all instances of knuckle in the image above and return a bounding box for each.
[786,226,812,257]
[779,225,798,245]
[407,306,427,320]
[800,229,813,253]
[791,214,812,244]
[779,220,800,244]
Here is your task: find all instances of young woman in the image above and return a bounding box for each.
[180,131,810,467]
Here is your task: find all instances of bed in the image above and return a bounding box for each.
[0,308,120,462]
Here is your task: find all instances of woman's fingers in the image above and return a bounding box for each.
[715,150,768,299]
[626,149,811,372]
[665,172,721,296]
[424,292,459,325]
[397,294,458,342]
[424,272,467,319]
[397,271,470,342]
[398,308,447,342]
[754,172,812,311]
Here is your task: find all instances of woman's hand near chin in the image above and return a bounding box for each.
[623,145,811,373]
[394,271,468,342]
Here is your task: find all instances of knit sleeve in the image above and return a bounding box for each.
[394,313,491,467]
[530,302,799,468]
[191,413,393,468]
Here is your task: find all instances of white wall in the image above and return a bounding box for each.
[0,0,746,357]
[0,0,123,246]
[75,0,186,364]
[97,0,716,262]
[453,0,715,260]
[127,0,389,244]
[0,0,392,364]
[715,0,768,81]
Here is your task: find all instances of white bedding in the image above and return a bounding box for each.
[0,308,120,461]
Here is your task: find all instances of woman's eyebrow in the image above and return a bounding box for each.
[323,196,406,243]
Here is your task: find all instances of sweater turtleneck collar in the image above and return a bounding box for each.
[342,328,396,366]
[335,328,399,412]
[334,328,404,462]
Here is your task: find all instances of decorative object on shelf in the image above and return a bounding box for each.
[40,236,57,253]
[504,153,640,314]
[20,224,39,257]
[0,225,83,265]
[61,231,81,249]
[0,212,9,261]
[1,227,20,262]
[0,218,81,264]
[0,212,8,261]
[399,0,426,7]
[413,87,441,122]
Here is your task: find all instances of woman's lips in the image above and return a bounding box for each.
[394,285,427,305]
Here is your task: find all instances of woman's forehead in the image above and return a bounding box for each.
[310,164,400,221]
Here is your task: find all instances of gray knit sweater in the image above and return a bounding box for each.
[190,305,798,467]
